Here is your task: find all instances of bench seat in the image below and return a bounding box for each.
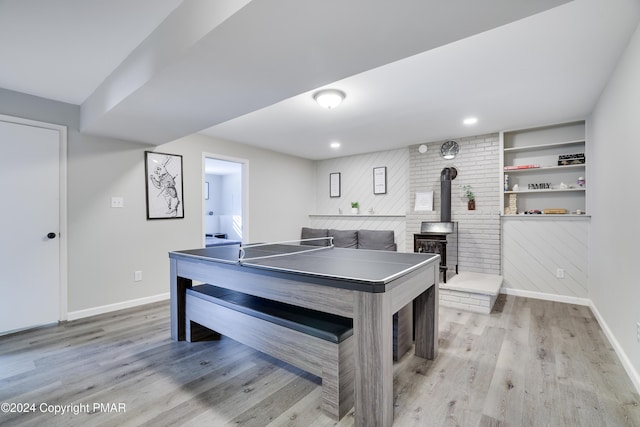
[185,284,354,420]
[186,284,353,343]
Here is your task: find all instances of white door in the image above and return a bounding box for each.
[0,119,61,334]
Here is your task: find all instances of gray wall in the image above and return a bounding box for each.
[589,20,640,389]
[0,88,315,313]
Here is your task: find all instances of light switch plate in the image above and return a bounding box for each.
[111,197,124,208]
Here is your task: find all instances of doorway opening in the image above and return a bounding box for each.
[203,154,248,247]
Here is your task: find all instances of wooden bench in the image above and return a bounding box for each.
[185,284,354,420]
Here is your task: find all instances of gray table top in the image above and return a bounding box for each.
[170,244,439,291]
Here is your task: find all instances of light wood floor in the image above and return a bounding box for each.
[1,295,638,426]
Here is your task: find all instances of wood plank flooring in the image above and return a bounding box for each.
[1,295,638,426]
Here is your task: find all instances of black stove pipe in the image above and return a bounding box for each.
[440,167,457,222]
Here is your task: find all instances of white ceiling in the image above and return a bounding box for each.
[1,0,638,160]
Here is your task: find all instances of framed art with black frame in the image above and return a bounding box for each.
[373,166,387,195]
[145,151,184,219]
[330,172,341,198]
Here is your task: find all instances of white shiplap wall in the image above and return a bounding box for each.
[311,148,409,251]
[407,134,502,274]
[315,148,409,215]
[502,216,588,298]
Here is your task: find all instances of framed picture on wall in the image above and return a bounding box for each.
[145,151,184,219]
[330,172,341,198]
[373,166,387,194]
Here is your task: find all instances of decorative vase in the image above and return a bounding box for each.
[468,199,475,210]
[351,208,359,214]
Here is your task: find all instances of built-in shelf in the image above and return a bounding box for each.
[501,121,586,214]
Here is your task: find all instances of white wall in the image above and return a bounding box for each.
[204,173,222,233]
[221,172,242,240]
[407,134,501,273]
[0,88,316,314]
[312,148,409,250]
[502,216,588,300]
[315,148,409,215]
[589,20,640,390]
[205,172,243,240]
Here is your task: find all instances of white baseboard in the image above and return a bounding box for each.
[588,301,640,395]
[500,287,590,306]
[67,293,170,321]
[500,287,640,395]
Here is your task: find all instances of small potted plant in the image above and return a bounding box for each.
[463,185,475,210]
[351,201,360,214]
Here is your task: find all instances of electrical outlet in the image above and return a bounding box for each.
[134,271,142,282]
[556,268,565,279]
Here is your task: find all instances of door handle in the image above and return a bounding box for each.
[47,232,57,239]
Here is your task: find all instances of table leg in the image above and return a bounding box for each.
[414,283,438,359]
[354,292,393,427]
[170,259,192,341]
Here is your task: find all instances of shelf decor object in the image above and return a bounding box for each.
[440,140,459,159]
[463,185,475,210]
[506,194,517,215]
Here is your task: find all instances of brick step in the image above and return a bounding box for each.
[439,272,503,314]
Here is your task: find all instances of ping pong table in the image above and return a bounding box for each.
[169,241,440,427]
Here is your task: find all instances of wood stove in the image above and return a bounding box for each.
[414,221,458,283]
[413,167,459,282]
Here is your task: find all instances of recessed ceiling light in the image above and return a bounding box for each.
[314,89,345,109]
[463,117,478,125]
[330,142,341,149]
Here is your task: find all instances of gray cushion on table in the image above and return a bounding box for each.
[301,227,329,246]
[329,229,358,248]
[357,229,396,251]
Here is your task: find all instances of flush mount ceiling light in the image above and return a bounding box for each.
[314,89,345,109]
[330,141,341,149]
[463,117,478,125]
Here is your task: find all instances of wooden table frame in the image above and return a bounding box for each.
[169,253,439,427]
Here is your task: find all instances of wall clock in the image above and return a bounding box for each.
[440,140,459,159]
